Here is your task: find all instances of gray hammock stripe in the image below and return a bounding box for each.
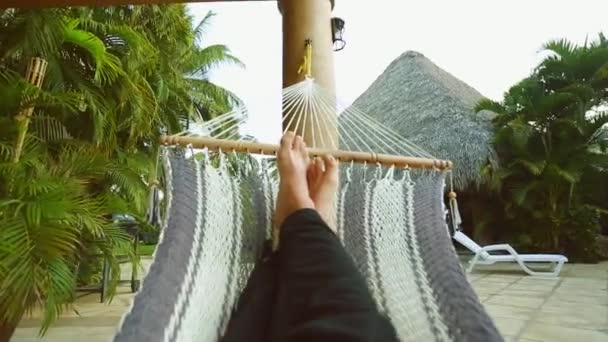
[413,174,502,342]
[114,150,200,342]
[167,156,207,342]
[218,172,244,336]
[400,175,447,341]
[364,178,389,314]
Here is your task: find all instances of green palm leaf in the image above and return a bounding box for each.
[30,115,73,142]
[63,21,124,83]
[510,159,546,176]
[186,44,244,76]
[475,98,506,114]
[542,38,577,58]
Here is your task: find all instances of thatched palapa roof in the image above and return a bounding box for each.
[350,51,496,189]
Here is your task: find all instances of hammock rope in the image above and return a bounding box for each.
[162,78,450,170]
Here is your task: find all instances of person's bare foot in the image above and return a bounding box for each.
[307,155,339,231]
[273,132,315,249]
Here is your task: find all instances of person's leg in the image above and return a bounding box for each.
[223,132,316,341]
[270,133,397,342]
[221,242,276,342]
[272,132,315,251]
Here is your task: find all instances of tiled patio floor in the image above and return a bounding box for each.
[11,259,608,342]
[467,262,608,341]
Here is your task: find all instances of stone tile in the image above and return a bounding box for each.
[555,292,608,303]
[559,277,607,287]
[12,334,114,342]
[483,304,536,320]
[12,326,117,340]
[552,289,607,301]
[18,316,121,328]
[473,286,506,297]
[474,277,512,287]
[516,276,560,283]
[513,281,559,289]
[555,283,607,293]
[480,276,522,285]
[551,292,608,305]
[521,323,608,342]
[541,300,608,315]
[486,295,545,309]
[560,264,608,279]
[492,317,527,336]
[9,338,40,342]
[558,280,607,289]
[547,292,608,306]
[473,281,511,289]
[466,274,487,282]
[506,283,556,293]
[476,295,491,302]
[499,289,551,298]
[473,285,511,295]
[534,309,608,330]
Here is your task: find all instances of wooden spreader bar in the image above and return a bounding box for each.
[161,135,453,170]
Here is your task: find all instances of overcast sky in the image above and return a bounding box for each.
[188,0,608,143]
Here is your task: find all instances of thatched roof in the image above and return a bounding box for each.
[350,51,496,189]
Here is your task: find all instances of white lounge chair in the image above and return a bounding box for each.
[453,231,568,277]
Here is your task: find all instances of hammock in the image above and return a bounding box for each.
[114,78,502,342]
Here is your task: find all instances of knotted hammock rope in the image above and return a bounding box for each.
[114,77,502,342]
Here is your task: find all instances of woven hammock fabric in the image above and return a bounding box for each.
[114,148,502,342]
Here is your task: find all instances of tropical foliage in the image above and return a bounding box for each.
[0,5,241,338]
[475,34,608,262]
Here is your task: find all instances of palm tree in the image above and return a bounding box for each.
[0,5,243,340]
[475,34,608,261]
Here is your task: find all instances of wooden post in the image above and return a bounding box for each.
[279,0,337,149]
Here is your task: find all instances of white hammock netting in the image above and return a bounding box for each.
[114,79,503,342]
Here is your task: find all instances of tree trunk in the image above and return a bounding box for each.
[13,57,47,163]
[0,318,17,342]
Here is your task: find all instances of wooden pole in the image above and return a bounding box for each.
[279,0,337,149]
[160,135,453,170]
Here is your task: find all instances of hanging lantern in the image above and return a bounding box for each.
[331,17,346,52]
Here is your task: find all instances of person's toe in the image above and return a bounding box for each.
[307,158,317,185]
[294,136,309,162]
[280,131,295,152]
[322,155,339,183]
[294,135,304,151]
[308,157,324,190]
[314,157,324,173]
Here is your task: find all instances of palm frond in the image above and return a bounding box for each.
[545,163,581,184]
[475,98,506,115]
[39,258,74,335]
[511,159,546,176]
[186,44,244,76]
[30,115,73,142]
[542,38,577,59]
[63,22,124,84]
[188,78,242,117]
[0,9,67,61]
[193,11,216,45]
